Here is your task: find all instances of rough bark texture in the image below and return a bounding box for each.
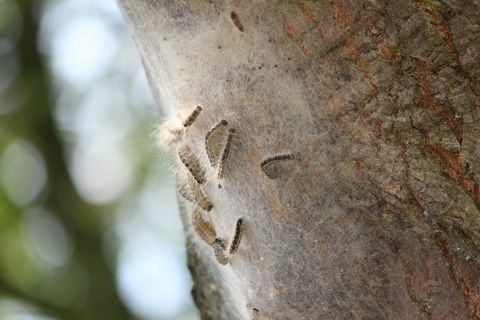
[118,1,480,319]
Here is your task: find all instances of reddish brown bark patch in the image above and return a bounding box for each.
[422,132,480,211]
[415,59,463,144]
[331,1,378,94]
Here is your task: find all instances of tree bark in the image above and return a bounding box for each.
[118,1,480,319]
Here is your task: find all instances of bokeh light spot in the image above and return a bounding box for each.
[70,142,133,204]
[49,16,118,85]
[117,243,191,319]
[55,83,133,142]
[0,140,47,206]
[23,207,72,270]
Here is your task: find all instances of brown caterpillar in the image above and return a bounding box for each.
[217,128,235,188]
[212,238,230,265]
[189,174,213,211]
[176,179,196,204]
[157,105,203,149]
[182,105,202,127]
[230,11,244,32]
[212,218,245,265]
[205,120,228,167]
[192,208,217,245]
[177,175,213,211]
[178,144,206,184]
[260,153,296,179]
[251,308,260,320]
[229,218,244,254]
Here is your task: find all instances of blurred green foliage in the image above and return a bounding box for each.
[0,1,135,319]
[0,0,196,319]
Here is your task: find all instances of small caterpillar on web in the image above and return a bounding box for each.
[204,120,235,188]
[260,153,296,179]
[230,11,244,32]
[229,218,244,254]
[188,174,213,211]
[251,308,260,320]
[212,218,245,265]
[177,173,213,211]
[177,179,196,204]
[192,208,217,245]
[178,144,206,184]
[217,128,235,188]
[157,105,203,149]
[182,105,202,127]
[205,120,229,167]
[212,238,230,265]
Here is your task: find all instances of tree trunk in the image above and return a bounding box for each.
[117,1,480,319]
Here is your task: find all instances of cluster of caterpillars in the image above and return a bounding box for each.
[158,105,295,265]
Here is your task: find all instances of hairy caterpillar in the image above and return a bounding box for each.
[205,119,229,167]
[204,120,236,188]
[230,11,244,32]
[213,238,230,265]
[190,176,213,211]
[229,218,244,254]
[182,105,202,127]
[157,105,203,149]
[177,173,213,211]
[260,153,296,179]
[192,208,217,245]
[212,218,245,265]
[251,308,260,320]
[178,144,206,184]
[217,128,235,188]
